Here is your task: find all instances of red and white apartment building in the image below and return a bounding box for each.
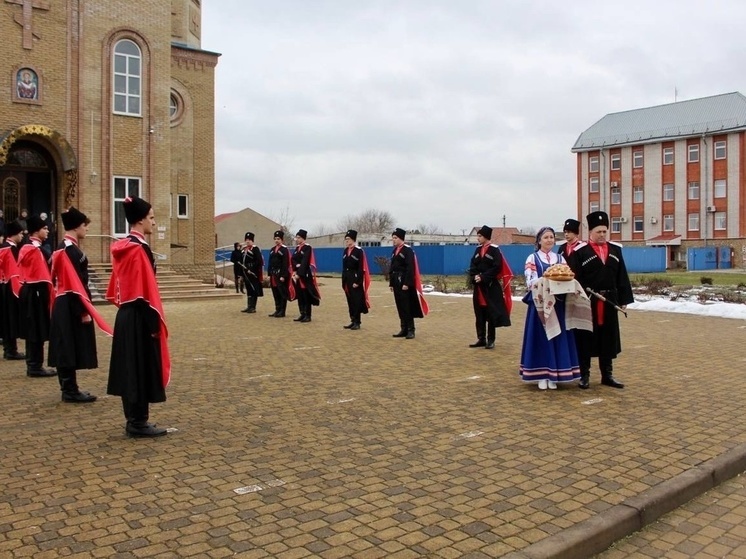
[572,92,746,267]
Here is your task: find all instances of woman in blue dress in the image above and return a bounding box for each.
[519,227,581,390]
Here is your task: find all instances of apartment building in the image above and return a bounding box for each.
[572,92,746,266]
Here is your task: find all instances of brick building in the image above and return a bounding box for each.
[572,92,746,267]
[0,0,219,280]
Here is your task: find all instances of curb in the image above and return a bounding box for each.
[502,442,746,559]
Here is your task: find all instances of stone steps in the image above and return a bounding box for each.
[88,264,239,303]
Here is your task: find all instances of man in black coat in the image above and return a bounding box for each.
[389,228,427,339]
[342,229,370,330]
[467,225,511,349]
[267,230,292,318]
[49,207,107,403]
[0,221,26,362]
[230,242,244,293]
[567,211,634,389]
[240,231,264,313]
[291,229,321,323]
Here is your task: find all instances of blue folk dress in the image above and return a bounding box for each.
[518,251,581,384]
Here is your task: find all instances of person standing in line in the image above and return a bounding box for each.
[519,226,590,390]
[341,229,370,330]
[106,196,170,437]
[0,221,27,362]
[267,230,293,318]
[48,207,113,403]
[17,209,28,237]
[240,232,264,313]
[230,242,244,294]
[559,218,582,259]
[467,225,512,349]
[567,211,633,390]
[389,228,428,339]
[17,215,56,377]
[291,229,321,323]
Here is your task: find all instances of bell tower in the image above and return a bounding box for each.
[171,0,202,49]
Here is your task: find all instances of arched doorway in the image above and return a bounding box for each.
[0,124,78,245]
[0,141,55,221]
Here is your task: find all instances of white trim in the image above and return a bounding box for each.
[177,194,189,219]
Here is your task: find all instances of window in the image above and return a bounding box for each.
[663,214,674,232]
[633,151,643,168]
[633,216,644,233]
[714,140,727,160]
[663,183,674,201]
[610,153,621,170]
[611,187,621,205]
[589,177,599,193]
[589,201,600,213]
[589,156,599,172]
[113,39,142,116]
[688,144,699,162]
[714,179,726,198]
[611,217,622,233]
[714,212,726,230]
[663,147,674,165]
[688,181,700,200]
[113,177,142,235]
[633,186,644,203]
[177,194,189,218]
[170,94,178,118]
[688,213,699,231]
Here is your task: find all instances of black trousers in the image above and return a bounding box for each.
[392,287,414,331]
[271,286,287,314]
[473,303,495,343]
[122,397,150,427]
[576,331,613,378]
[26,340,45,371]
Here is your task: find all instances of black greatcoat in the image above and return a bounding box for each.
[48,240,98,369]
[267,244,292,301]
[18,242,52,343]
[0,242,21,341]
[468,244,511,327]
[567,242,634,359]
[292,243,321,306]
[389,244,424,322]
[107,236,166,404]
[241,246,264,297]
[342,246,368,318]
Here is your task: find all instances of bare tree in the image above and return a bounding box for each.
[273,205,295,237]
[313,223,336,236]
[337,209,396,233]
[416,223,445,235]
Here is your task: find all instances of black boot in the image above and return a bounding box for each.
[276,300,286,318]
[579,372,590,389]
[485,339,495,350]
[350,323,360,330]
[247,296,257,313]
[26,341,55,377]
[469,339,486,348]
[123,399,167,438]
[59,369,96,403]
[405,328,415,340]
[601,374,624,389]
[300,305,312,322]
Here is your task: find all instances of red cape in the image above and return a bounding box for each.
[410,247,429,316]
[0,246,21,296]
[17,243,54,308]
[51,247,113,336]
[106,238,170,387]
[499,249,514,315]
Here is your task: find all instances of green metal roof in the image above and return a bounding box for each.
[572,92,746,152]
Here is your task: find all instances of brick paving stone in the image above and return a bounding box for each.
[2,282,746,558]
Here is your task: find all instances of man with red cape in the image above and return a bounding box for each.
[389,228,429,339]
[17,215,56,377]
[106,196,170,438]
[49,207,113,403]
[341,229,371,330]
[0,221,27,364]
[467,225,513,349]
[291,228,321,323]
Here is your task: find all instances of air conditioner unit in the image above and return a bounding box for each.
[610,181,618,187]
[706,205,717,212]
[650,217,658,224]
[619,217,628,223]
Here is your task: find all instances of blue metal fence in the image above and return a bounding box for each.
[218,244,667,275]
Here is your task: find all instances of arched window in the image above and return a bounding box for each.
[113,39,141,116]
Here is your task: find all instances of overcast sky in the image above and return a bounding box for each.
[202,0,746,235]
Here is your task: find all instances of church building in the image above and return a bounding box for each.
[0,0,219,280]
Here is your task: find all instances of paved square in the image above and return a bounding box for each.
[1,279,744,558]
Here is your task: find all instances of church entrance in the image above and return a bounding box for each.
[0,140,57,242]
